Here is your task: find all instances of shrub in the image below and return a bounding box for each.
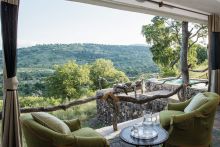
[19,96,62,108]
[160,67,178,77]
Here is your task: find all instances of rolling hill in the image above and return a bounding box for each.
[0,43,158,76]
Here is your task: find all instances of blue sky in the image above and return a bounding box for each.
[1,0,153,48]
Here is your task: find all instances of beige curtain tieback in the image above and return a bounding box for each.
[4,76,19,90]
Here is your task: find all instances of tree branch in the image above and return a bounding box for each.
[155,74,181,86]
[169,55,180,68]
[189,67,208,72]
[174,25,181,46]
[0,96,98,120]
[188,34,200,49]
[189,25,206,40]
[118,85,183,104]
[117,81,208,104]
[189,27,194,35]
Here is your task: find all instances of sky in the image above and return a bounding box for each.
[0,0,154,48]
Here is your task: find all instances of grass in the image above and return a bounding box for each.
[189,62,208,79]
[51,101,97,127]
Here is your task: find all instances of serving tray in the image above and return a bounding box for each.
[130,126,158,139]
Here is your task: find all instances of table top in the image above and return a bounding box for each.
[119,125,169,146]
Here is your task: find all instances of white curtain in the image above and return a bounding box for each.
[1,0,22,147]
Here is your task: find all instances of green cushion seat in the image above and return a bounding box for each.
[72,127,103,137]
[72,127,108,147]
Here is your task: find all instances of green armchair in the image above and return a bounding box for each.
[20,114,109,147]
[159,92,220,147]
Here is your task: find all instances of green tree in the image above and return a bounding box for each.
[196,45,208,64]
[46,61,91,100]
[90,59,129,89]
[142,16,207,77]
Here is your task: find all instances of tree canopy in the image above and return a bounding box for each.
[46,61,91,100]
[90,59,129,89]
[142,16,208,76]
[45,59,129,100]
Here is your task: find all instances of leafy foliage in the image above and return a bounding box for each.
[142,16,181,68]
[142,16,208,75]
[45,59,129,99]
[19,96,62,108]
[46,61,91,100]
[196,45,208,64]
[160,66,179,77]
[90,59,129,89]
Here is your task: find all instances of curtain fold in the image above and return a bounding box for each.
[208,14,220,95]
[1,0,22,147]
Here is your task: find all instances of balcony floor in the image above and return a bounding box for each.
[96,107,220,147]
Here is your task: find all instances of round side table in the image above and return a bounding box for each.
[119,125,168,147]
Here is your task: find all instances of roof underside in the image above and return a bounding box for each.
[165,0,220,16]
[69,0,220,24]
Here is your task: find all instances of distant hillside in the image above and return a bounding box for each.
[0,43,158,76]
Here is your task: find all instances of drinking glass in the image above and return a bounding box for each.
[133,123,140,137]
[143,110,152,122]
[142,110,153,137]
[152,113,160,126]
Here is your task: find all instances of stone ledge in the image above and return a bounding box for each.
[96,116,143,140]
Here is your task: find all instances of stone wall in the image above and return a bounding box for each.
[96,98,168,126]
[145,80,207,99]
[96,80,207,126]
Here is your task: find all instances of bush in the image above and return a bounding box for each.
[45,61,92,101]
[196,46,208,64]
[90,59,129,89]
[0,96,63,110]
[160,67,178,77]
[19,96,62,108]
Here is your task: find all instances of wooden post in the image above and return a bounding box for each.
[98,77,102,90]
[141,79,145,94]
[112,97,119,131]
[134,85,137,98]
[112,111,118,131]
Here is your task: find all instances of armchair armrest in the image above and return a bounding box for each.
[167,98,191,111]
[64,119,81,132]
[169,110,205,133]
[168,112,196,134]
[75,136,109,147]
[171,111,196,124]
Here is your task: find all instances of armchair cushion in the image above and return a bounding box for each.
[72,128,109,147]
[64,119,81,132]
[31,112,71,134]
[167,98,191,111]
[72,127,103,138]
[184,93,208,113]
